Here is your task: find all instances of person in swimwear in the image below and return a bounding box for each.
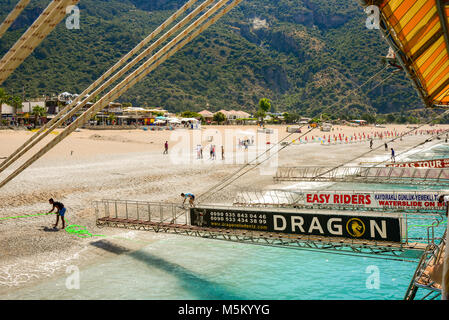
[181,193,195,208]
[48,198,66,229]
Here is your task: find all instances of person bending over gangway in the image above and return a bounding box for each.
[181,193,195,208]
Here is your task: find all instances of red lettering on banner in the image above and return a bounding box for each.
[334,195,339,203]
[358,195,364,204]
[365,195,371,205]
[387,158,449,168]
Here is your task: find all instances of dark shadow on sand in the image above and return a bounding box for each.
[41,226,59,232]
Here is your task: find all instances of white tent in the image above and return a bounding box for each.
[181,118,199,122]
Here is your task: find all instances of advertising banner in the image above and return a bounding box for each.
[386,158,449,168]
[190,207,403,242]
[301,191,445,212]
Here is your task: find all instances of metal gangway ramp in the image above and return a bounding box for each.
[274,166,449,185]
[93,199,440,262]
[404,229,446,300]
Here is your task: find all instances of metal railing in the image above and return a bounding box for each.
[93,199,189,225]
[233,189,301,207]
[404,229,446,300]
[274,166,449,185]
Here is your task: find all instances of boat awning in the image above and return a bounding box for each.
[363,0,449,107]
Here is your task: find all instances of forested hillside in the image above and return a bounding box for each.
[0,0,423,118]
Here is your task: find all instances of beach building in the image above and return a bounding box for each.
[235,110,251,118]
[213,109,253,124]
[1,99,47,126]
[299,117,311,124]
[199,110,214,123]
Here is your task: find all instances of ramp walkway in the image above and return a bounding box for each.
[94,199,437,261]
[274,166,449,185]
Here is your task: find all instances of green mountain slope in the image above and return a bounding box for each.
[0,0,423,117]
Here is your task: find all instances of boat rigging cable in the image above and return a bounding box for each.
[0,0,80,85]
[0,0,203,174]
[195,66,400,204]
[314,108,449,180]
[0,0,245,190]
[0,0,31,39]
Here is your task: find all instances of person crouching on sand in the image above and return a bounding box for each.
[48,198,66,229]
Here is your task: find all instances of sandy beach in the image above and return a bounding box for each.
[0,123,446,294]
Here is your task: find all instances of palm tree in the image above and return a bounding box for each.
[8,95,23,119]
[31,106,46,127]
[259,98,271,113]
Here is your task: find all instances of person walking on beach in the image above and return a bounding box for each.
[181,193,195,208]
[369,139,373,149]
[48,198,66,229]
[163,141,168,154]
[196,144,202,159]
[384,142,388,151]
[221,145,225,160]
[391,148,395,162]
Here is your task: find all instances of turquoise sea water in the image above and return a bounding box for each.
[404,142,449,161]
[2,145,448,300]
[0,236,427,300]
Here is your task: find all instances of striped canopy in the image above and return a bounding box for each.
[368,0,449,107]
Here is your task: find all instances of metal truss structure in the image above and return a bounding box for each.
[94,199,435,262]
[274,166,449,185]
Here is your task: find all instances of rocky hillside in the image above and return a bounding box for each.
[0,0,422,117]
